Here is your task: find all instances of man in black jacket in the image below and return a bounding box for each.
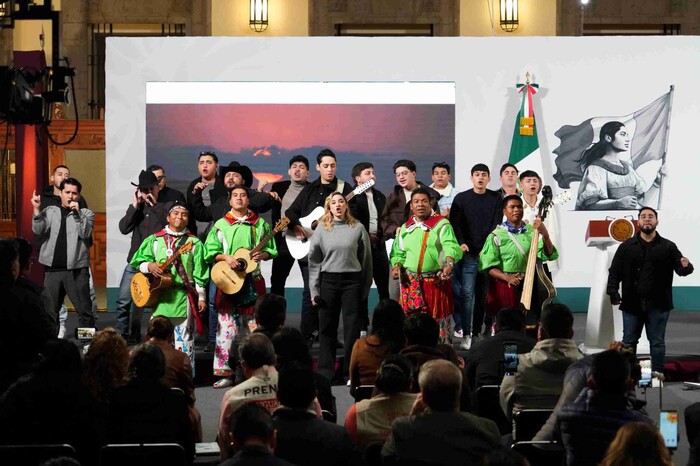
[148,164,186,204]
[464,307,535,393]
[607,206,693,374]
[351,162,389,330]
[269,155,311,315]
[116,170,173,343]
[185,151,221,239]
[285,149,353,341]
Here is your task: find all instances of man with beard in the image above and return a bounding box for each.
[478,195,557,323]
[390,188,462,344]
[607,206,693,375]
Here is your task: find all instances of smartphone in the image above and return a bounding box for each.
[638,358,652,388]
[75,327,96,341]
[659,410,678,449]
[504,344,518,375]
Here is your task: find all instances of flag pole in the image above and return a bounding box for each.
[657,85,674,208]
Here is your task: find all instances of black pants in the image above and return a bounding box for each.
[270,251,313,333]
[471,272,490,336]
[45,267,95,329]
[359,242,390,329]
[317,272,362,382]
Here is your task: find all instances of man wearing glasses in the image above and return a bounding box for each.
[148,164,186,204]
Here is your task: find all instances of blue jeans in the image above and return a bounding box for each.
[452,255,478,335]
[208,279,218,342]
[622,307,670,372]
[115,263,144,338]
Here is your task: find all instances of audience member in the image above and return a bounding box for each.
[218,333,280,460]
[348,298,405,397]
[484,447,531,466]
[109,343,194,462]
[534,341,643,442]
[554,350,652,466]
[0,238,52,392]
[82,328,130,404]
[344,354,417,448]
[273,363,361,466]
[272,328,336,420]
[221,403,298,466]
[399,313,446,391]
[146,316,202,442]
[686,401,700,466]
[0,339,100,465]
[14,237,57,336]
[465,307,536,392]
[598,421,673,466]
[223,292,286,386]
[381,359,500,465]
[500,303,582,419]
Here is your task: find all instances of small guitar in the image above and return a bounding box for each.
[286,179,375,260]
[520,185,555,316]
[131,241,194,308]
[212,217,290,295]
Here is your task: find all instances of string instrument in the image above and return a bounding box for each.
[212,217,290,295]
[520,185,556,318]
[130,241,193,308]
[286,179,375,260]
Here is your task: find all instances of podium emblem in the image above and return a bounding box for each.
[608,218,635,242]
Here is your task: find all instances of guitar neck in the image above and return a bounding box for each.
[250,230,276,256]
[520,228,540,310]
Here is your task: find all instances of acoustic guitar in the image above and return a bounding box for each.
[286,179,375,260]
[130,241,193,308]
[211,217,290,295]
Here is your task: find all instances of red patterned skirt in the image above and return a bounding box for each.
[400,272,453,321]
[486,277,522,317]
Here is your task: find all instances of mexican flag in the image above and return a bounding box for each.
[508,78,543,175]
[553,88,673,189]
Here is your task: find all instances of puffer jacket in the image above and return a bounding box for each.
[499,338,583,417]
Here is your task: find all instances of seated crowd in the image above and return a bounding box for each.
[0,236,695,466]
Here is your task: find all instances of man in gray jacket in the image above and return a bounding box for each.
[31,177,95,329]
[500,303,583,420]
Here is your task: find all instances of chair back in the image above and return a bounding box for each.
[354,385,375,402]
[474,384,510,434]
[99,443,186,466]
[512,440,565,466]
[0,444,76,466]
[512,409,554,442]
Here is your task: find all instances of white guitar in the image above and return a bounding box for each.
[286,179,375,259]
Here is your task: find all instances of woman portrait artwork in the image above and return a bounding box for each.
[575,121,665,210]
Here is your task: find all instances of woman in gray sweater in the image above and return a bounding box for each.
[308,192,373,383]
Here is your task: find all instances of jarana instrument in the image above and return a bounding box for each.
[130,241,193,308]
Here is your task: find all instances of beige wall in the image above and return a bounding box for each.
[65,149,106,213]
[460,0,556,36]
[212,0,309,36]
[12,19,54,63]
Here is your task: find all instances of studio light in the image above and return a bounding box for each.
[500,0,519,33]
[250,0,268,33]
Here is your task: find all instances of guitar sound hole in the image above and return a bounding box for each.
[237,259,248,270]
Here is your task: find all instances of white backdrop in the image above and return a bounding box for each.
[106,36,700,295]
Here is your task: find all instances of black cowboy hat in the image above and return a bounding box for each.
[131,170,158,189]
[220,161,253,188]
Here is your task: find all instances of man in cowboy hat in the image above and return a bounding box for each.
[191,161,280,352]
[130,200,209,367]
[115,169,174,344]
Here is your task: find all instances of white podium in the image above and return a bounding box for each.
[581,220,650,355]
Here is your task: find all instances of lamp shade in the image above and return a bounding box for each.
[500,0,519,33]
[250,0,268,33]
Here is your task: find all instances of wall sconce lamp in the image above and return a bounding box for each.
[250,0,268,33]
[0,0,15,30]
[500,0,518,33]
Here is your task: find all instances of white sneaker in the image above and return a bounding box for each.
[58,325,66,339]
[460,335,472,350]
[453,329,464,339]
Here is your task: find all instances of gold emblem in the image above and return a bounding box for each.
[609,218,635,242]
